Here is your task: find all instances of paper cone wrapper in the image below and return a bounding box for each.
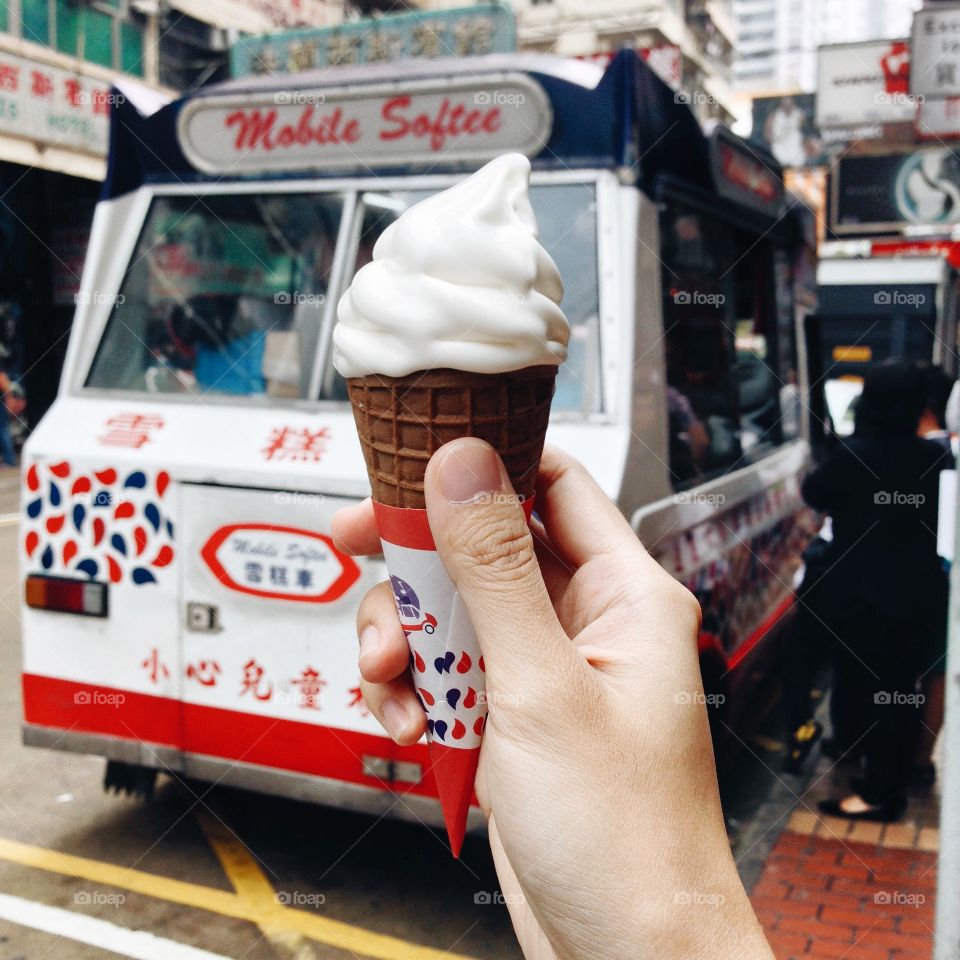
[350,367,555,855]
[373,499,536,857]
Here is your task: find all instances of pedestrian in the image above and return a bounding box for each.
[0,360,18,468]
[802,362,951,821]
[333,439,776,959]
[911,364,956,788]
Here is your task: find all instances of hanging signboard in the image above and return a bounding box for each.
[830,147,960,235]
[230,4,516,77]
[911,3,960,99]
[817,39,915,128]
[0,51,111,156]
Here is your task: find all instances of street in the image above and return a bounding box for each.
[0,475,522,960]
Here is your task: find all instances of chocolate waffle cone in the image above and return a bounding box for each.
[347,366,557,508]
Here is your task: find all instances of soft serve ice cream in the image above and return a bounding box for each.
[332,152,569,379]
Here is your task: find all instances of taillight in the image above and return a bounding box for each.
[25,575,108,617]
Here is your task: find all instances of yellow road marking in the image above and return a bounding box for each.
[196,811,314,957]
[0,836,478,960]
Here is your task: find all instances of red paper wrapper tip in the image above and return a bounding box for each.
[429,742,480,858]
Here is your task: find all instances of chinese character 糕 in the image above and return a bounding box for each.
[141,648,170,685]
[365,30,401,63]
[262,426,330,462]
[240,658,273,701]
[99,413,165,449]
[30,70,54,99]
[186,660,221,687]
[287,40,318,73]
[411,23,446,58]
[291,666,327,709]
[326,34,360,67]
[269,565,289,587]
[453,16,494,57]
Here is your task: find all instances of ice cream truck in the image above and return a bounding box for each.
[21,50,816,827]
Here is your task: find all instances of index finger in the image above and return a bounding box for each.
[331,497,381,556]
[534,444,646,568]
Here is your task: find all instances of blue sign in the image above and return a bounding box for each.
[230,4,517,78]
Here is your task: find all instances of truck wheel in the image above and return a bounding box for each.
[104,760,158,800]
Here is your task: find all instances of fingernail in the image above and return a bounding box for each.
[359,624,380,659]
[438,439,502,503]
[381,698,409,740]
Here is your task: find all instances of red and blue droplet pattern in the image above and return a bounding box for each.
[23,460,175,585]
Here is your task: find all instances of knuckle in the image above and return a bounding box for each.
[356,580,397,632]
[665,579,702,634]
[450,512,537,584]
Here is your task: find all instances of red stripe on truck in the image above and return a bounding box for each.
[21,673,437,798]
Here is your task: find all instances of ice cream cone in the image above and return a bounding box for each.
[352,366,555,856]
[346,365,557,509]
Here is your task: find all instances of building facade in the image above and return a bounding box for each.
[0,0,342,430]
[508,0,737,123]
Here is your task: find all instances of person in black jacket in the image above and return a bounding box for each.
[802,362,951,821]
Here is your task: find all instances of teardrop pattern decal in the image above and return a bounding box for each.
[21,460,176,587]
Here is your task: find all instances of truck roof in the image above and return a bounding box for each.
[104,49,721,201]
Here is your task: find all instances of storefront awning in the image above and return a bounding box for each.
[165,0,274,34]
[0,133,105,181]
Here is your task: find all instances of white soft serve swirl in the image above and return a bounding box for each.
[332,153,569,379]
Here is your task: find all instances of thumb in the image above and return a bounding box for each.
[424,438,580,700]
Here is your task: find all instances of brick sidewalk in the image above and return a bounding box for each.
[752,817,938,960]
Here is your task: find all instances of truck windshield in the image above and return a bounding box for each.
[85,181,601,415]
[86,192,345,399]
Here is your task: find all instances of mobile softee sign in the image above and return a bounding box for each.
[176,75,553,173]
